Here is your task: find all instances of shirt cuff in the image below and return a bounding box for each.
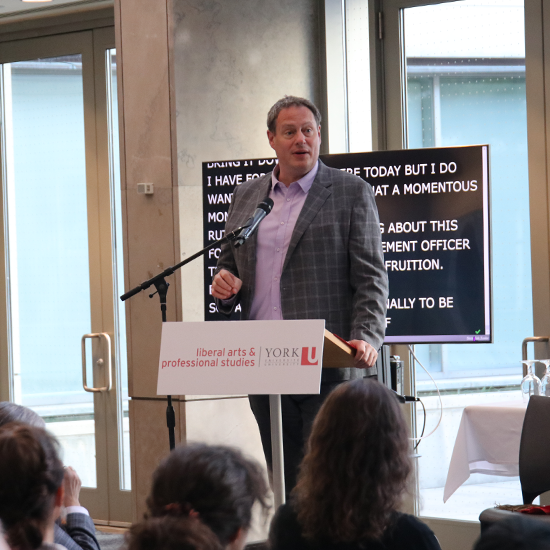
[65,505,89,516]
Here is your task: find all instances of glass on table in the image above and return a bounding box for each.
[521,360,542,402]
[540,360,550,396]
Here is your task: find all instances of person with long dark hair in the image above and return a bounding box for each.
[146,443,270,550]
[0,422,66,550]
[269,379,441,550]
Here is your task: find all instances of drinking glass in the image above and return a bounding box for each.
[540,360,550,396]
[521,360,542,403]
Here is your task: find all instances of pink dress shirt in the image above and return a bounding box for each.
[249,162,319,321]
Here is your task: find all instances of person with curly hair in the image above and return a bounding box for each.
[146,443,270,550]
[269,379,441,550]
[0,422,66,550]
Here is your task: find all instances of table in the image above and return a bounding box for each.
[443,400,527,502]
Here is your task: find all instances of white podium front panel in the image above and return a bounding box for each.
[157,320,324,395]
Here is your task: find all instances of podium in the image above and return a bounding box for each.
[322,329,356,368]
[157,321,355,508]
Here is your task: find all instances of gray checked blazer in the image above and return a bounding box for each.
[215,160,388,382]
[55,513,100,550]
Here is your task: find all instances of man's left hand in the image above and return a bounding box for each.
[63,466,82,507]
[348,340,378,368]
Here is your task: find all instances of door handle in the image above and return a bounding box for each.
[81,332,112,392]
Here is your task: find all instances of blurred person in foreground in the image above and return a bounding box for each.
[474,515,550,550]
[126,516,223,550]
[269,379,441,550]
[1,522,11,550]
[146,443,270,550]
[0,423,66,550]
[0,403,99,550]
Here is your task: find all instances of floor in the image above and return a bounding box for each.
[419,480,534,521]
[95,529,126,550]
[415,388,529,524]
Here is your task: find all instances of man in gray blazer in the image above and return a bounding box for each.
[0,402,100,550]
[213,96,388,493]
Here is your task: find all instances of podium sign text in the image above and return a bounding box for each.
[157,320,325,395]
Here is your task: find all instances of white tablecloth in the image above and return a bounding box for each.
[443,400,527,502]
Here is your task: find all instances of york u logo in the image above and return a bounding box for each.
[301,347,318,366]
[265,347,299,358]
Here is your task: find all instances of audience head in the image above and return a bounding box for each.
[0,403,45,429]
[0,521,10,550]
[126,517,223,550]
[293,378,412,543]
[147,443,269,550]
[0,422,64,550]
[474,515,550,550]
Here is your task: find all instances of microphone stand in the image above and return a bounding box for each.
[120,225,249,451]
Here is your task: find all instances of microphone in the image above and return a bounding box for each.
[234,198,274,248]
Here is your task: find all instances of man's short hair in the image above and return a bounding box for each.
[0,402,45,429]
[267,96,321,134]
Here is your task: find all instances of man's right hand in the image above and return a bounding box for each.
[212,269,242,300]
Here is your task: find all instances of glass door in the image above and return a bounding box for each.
[380,0,530,523]
[0,28,131,524]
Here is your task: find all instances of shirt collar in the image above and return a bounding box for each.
[271,161,319,193]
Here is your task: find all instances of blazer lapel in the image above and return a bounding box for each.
[283,162,332,272]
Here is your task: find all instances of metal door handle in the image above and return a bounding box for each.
[81,333,112,392]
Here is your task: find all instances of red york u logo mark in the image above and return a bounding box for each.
[301,347,318,366]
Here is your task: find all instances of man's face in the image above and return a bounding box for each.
[267,105,321,185]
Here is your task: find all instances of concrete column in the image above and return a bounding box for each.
[114,0,182,521]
